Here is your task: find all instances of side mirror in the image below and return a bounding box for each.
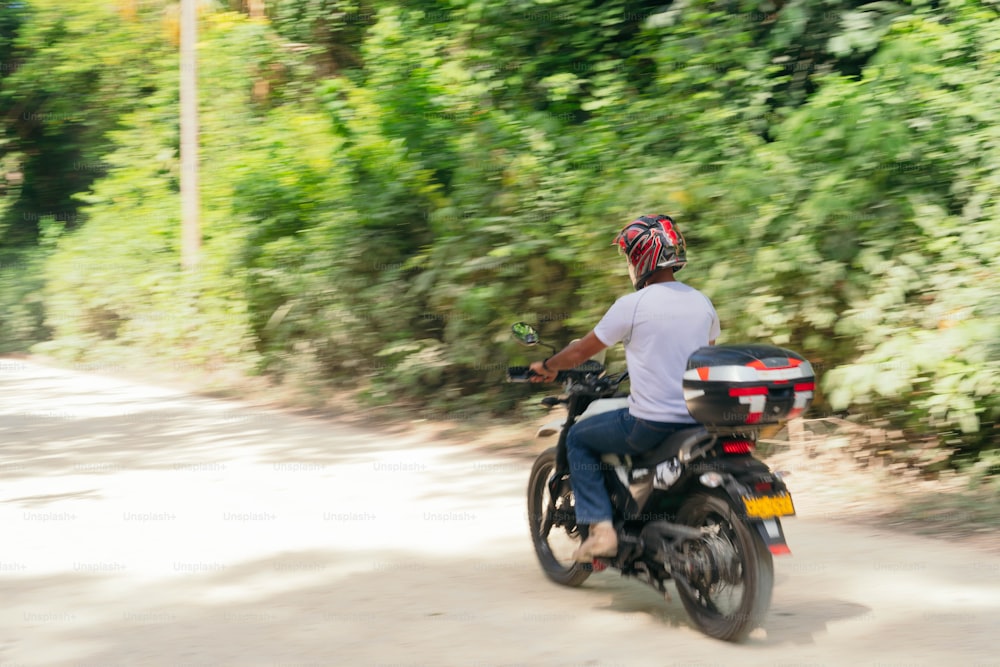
[511,322,539,346]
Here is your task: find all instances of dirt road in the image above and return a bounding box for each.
[2,358,998,666]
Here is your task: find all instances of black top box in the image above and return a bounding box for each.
[683,344,815,429]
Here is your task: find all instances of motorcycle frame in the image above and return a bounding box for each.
[545,391,793,563]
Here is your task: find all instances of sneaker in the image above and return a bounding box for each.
[572,521,618,562]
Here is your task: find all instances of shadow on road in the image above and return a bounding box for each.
[2,546,879,666]
[3,360,997,665]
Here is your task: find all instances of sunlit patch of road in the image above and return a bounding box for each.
[1,358,998,666]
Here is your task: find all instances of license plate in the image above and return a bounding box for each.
[742,493,795,519]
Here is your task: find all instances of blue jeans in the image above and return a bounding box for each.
[567,407,694,525]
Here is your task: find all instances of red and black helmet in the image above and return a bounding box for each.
[614,215,687,289]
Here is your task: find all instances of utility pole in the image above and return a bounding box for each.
[180,0,200,270]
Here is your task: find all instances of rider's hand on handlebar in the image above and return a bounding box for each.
[529,360,558,383]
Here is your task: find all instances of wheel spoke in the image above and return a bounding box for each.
[674,493,772,641]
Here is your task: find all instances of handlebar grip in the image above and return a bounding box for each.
[507,366,572,383]
[506,366,536,382]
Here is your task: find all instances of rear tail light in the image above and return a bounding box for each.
[722,440,755,454]
[728,386,768,397]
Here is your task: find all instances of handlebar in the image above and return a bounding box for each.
[505,366,565,383]
[506,360,623,389]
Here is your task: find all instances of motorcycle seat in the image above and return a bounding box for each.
[631,426,711,468]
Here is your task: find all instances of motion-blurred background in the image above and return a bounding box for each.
[0,0,996,477]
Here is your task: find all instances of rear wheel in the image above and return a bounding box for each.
[526,448,591,587]
[674,493,774,641]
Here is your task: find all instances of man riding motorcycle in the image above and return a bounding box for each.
[528,215,720,562]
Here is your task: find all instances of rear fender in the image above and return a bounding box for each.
[692,458,794,556]
[698,455,792,500]
[752,517,791,556]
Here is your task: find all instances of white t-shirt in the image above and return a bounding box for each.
[593,281,720,423]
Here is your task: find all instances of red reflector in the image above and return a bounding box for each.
[729,386,768,397]
[768,544,792,556]
[591,559,608,572]
[723,440,755,454]
[794,382,815,391]
[754,481,773,493]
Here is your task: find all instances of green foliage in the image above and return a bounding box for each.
[0,245,49,352]
[0,0,174,244]
[36,12,275,371]
[267,0,370,72]
[1,0,996,455]
[685,5,1000,451]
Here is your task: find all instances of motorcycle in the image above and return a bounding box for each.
[507,322,815,642]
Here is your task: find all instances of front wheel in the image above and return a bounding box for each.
[526,447,591,587]
[674,493,774,642]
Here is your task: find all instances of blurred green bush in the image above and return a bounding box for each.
[0,0,995,457]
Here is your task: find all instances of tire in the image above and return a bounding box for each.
[673,492,774,642]
[526,447,591,587]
